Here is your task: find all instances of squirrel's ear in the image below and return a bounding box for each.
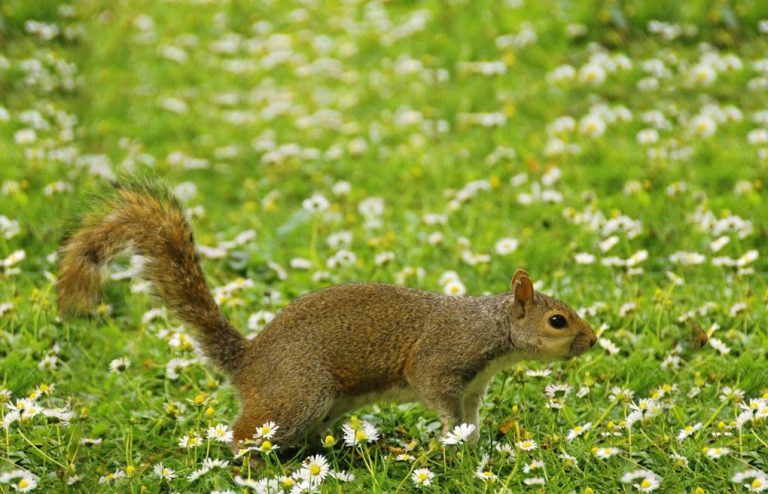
[510,269,530,291]
[512,275,534,318]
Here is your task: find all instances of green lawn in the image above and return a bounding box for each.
[1,0,767,492]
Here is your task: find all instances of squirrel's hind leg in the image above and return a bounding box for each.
[231,385,337,449]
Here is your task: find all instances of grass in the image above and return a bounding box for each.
[1,0,767,492]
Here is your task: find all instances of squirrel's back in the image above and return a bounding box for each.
[248,283,500,394]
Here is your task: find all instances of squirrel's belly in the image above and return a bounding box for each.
[328,386,420,419]
[464,352,526,400]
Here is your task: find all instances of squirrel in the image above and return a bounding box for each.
[57,177,597,448]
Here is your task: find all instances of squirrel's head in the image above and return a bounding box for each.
[506,269,597,361]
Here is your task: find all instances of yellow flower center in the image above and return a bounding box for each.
[260,440,272,451]
[309,465,321,476]
[753,479,763,489]
[640,479,652,488]
[18,479,29,489]
[522,441,531,448]
[417,472,428,481]
[355,430,368,442]
[684,426,693,433]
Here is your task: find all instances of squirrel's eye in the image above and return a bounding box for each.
[548,315,568,329]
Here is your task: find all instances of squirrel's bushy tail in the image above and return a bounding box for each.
[57,178,245,374]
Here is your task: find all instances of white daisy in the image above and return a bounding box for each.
[703,446,730,459]
[732,469,768,492]
[593,446,621,459]
[254,421,279,440]
[574,252,596,264]
[207,424,233,443]
[443,279,466,297]
[108,357,131,373]
[559,453,578,467]
[494,238,519,255]
[579,114,606,138]
[621,469,661,492]
[516,438,537,451]
[676,422,702,442]
[247,310,276,331]
[476,470,497,481]
[298,454,329,485]
[302,193,330,213]
[342,420,379,447]
[566,422,592,442]
[0,470,38,492]
[152,463,175,480]
[440,423,476,446]
[411,468,434,487]
[178,433,202,449]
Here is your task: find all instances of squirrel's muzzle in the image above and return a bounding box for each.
[567,327,597,358]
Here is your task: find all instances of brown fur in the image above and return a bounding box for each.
[58,179,597,447]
